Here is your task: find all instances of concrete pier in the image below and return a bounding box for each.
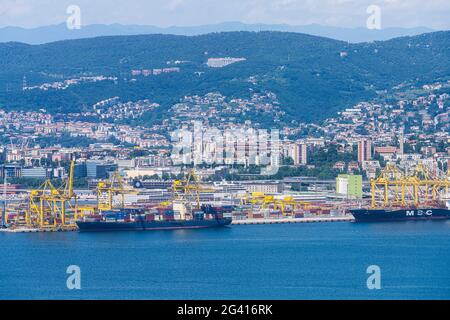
[0,216,355,232]
[0,226,77,233]
[232,216,354,225]
[0,227,40,233]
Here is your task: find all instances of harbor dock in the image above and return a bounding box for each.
[1,216,355,232]
[233,215,354,225]
[0,226,78,233]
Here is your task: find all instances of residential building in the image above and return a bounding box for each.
[358,138,372,163]
[291,143,308,165]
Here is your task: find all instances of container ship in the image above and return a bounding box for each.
[76,205,233,232]
[350,202,450,222]
[350,162,450,223]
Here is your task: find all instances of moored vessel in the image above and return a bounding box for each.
[77,170,234,232]
[351,206,450,222]
[353,162,450,223]
[76,205,232,231]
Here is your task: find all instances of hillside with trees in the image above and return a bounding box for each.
[0,31,449,123]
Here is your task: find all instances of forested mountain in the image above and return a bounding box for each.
[0,31,449,123]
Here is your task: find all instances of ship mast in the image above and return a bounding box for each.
[2,171,7,228]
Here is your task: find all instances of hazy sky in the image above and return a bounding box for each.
[1,0,449,29]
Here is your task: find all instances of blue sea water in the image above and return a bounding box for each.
[0,221,449,300]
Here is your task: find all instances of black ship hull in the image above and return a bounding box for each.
[76,217,232,232]
[350,208,450,222]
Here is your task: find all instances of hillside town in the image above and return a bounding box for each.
[1,79,449,196]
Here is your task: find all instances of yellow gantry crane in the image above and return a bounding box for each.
[27,160,78,229]
[371,162,450,209]
[96,171,138,211]
[170,170,215,212]
[240,192,310,216]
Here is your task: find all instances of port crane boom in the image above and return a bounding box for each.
[1,171,7,228]
[27,160,78,229]
[371,162,450,209]
[96,171,138,211]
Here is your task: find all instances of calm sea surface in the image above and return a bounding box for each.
[1,221,449,300]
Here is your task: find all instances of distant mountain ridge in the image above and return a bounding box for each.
[0,21,435,44]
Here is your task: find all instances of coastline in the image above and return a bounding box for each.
[232,216,354,225]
